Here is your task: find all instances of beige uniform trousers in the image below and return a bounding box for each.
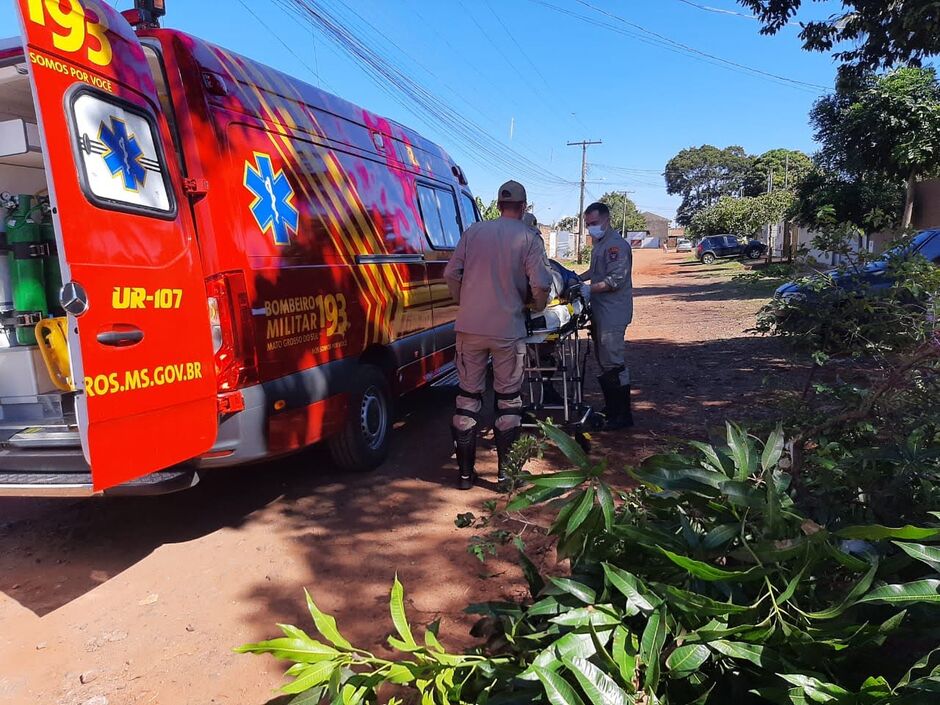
[453,332,526,432]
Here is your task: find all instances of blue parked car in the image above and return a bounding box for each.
[775,229,940,302]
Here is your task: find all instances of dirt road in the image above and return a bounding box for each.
[0,251,797,705]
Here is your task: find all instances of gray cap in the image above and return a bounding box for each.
[497,180,526,203]
[522,212,537,228]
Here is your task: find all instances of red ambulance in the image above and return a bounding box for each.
[0,0,474,495]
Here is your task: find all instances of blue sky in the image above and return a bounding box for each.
[4,0,846,224]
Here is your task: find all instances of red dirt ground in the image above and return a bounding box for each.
[0,251,800,705]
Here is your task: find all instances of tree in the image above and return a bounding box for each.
[793,169,904,234]
[664,145,751,225]
[743,148,813,196]
[598,191,647,234]
[688,191,795,238]
[810,66,940,227]
[556,215,579,232]
[474,196,501,221]
[738,0,940,76]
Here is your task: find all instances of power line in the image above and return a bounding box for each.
[572,0,824,90]
[277,0,573,186]
[475,0,592,136]
[238,0,332,91]
[528,0,826,93]
[400,0,560,150]
[673,0,798,25]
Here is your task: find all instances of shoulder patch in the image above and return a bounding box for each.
[608,246,620,262]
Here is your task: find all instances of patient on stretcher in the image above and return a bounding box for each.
[526,260,585,336]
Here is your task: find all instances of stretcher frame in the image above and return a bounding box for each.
[521,306,594,435]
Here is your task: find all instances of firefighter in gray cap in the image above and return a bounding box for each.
[580,201,634,429]
[444,180,553,490]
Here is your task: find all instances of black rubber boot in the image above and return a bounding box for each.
[452,425,477,490]
[597,371,622,425]
[613,385,635,429]
[494,425,522,493]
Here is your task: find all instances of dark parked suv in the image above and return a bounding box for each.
[696,235,767,264]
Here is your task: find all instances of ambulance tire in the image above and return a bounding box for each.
[329,365,391,472]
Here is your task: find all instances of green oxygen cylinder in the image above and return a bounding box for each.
[5,195,48,346]
[39,200,63,316]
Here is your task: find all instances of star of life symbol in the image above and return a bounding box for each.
[244,153,299,246]
[99,116,147,192]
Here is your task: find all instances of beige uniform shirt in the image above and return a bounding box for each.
[444,217,553,339]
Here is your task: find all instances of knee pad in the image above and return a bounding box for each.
[453,388,482,431]
[494,390,522,431]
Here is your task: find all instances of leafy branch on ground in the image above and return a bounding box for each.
[239,420,940,704]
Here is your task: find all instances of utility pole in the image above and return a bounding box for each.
[617,190,635,237]
[766,168,775,264]
[568,139,602,264]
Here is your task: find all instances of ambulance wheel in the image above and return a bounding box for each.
[329,365,391,472]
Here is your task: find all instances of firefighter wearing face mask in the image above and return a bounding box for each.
[579,201,634,429]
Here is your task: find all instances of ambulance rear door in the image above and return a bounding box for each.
[16,0,217,490]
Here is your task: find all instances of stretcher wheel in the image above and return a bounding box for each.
[329,364,390,471]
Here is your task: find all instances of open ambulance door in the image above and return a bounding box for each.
[16,0,217,490]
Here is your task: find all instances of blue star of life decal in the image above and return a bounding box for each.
[99,116,147,192]
[244,152,299,246]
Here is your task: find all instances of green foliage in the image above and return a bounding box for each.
[474,196,501,221]
[809,66,940,227]
[738,0,940,76]
[666,146,810,226]
[557,215,579,232]
[689,191,795,238]
[597,191,647,234]
[755,232,940,358]
[812,67,940,183]
[743,149,813,197]
[793,169,904,234]
[665,144,751,225]
[240,421,940,704]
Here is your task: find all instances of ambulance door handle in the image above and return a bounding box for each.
[97,325,144,347]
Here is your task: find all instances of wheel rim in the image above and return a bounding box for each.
[359,386,388,451]
[703,254,714,264]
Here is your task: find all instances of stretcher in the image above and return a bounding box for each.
[521,290,595,447]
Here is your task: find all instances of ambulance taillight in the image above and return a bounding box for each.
[205,272,258,393]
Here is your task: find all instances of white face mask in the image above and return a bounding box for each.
[587,224,606,239]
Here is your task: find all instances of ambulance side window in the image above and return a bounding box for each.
[438,189,462,247]
[69,90,175,217]
[417,184,460,250]
[458,191,479,231]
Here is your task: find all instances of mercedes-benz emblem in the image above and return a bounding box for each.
[60,281,89,316]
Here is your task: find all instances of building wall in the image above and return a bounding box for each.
[547,230,574,259]
[642,212,669,243]
[793,226,892,267]
[914,179,940,230]
[667,226,686,248]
